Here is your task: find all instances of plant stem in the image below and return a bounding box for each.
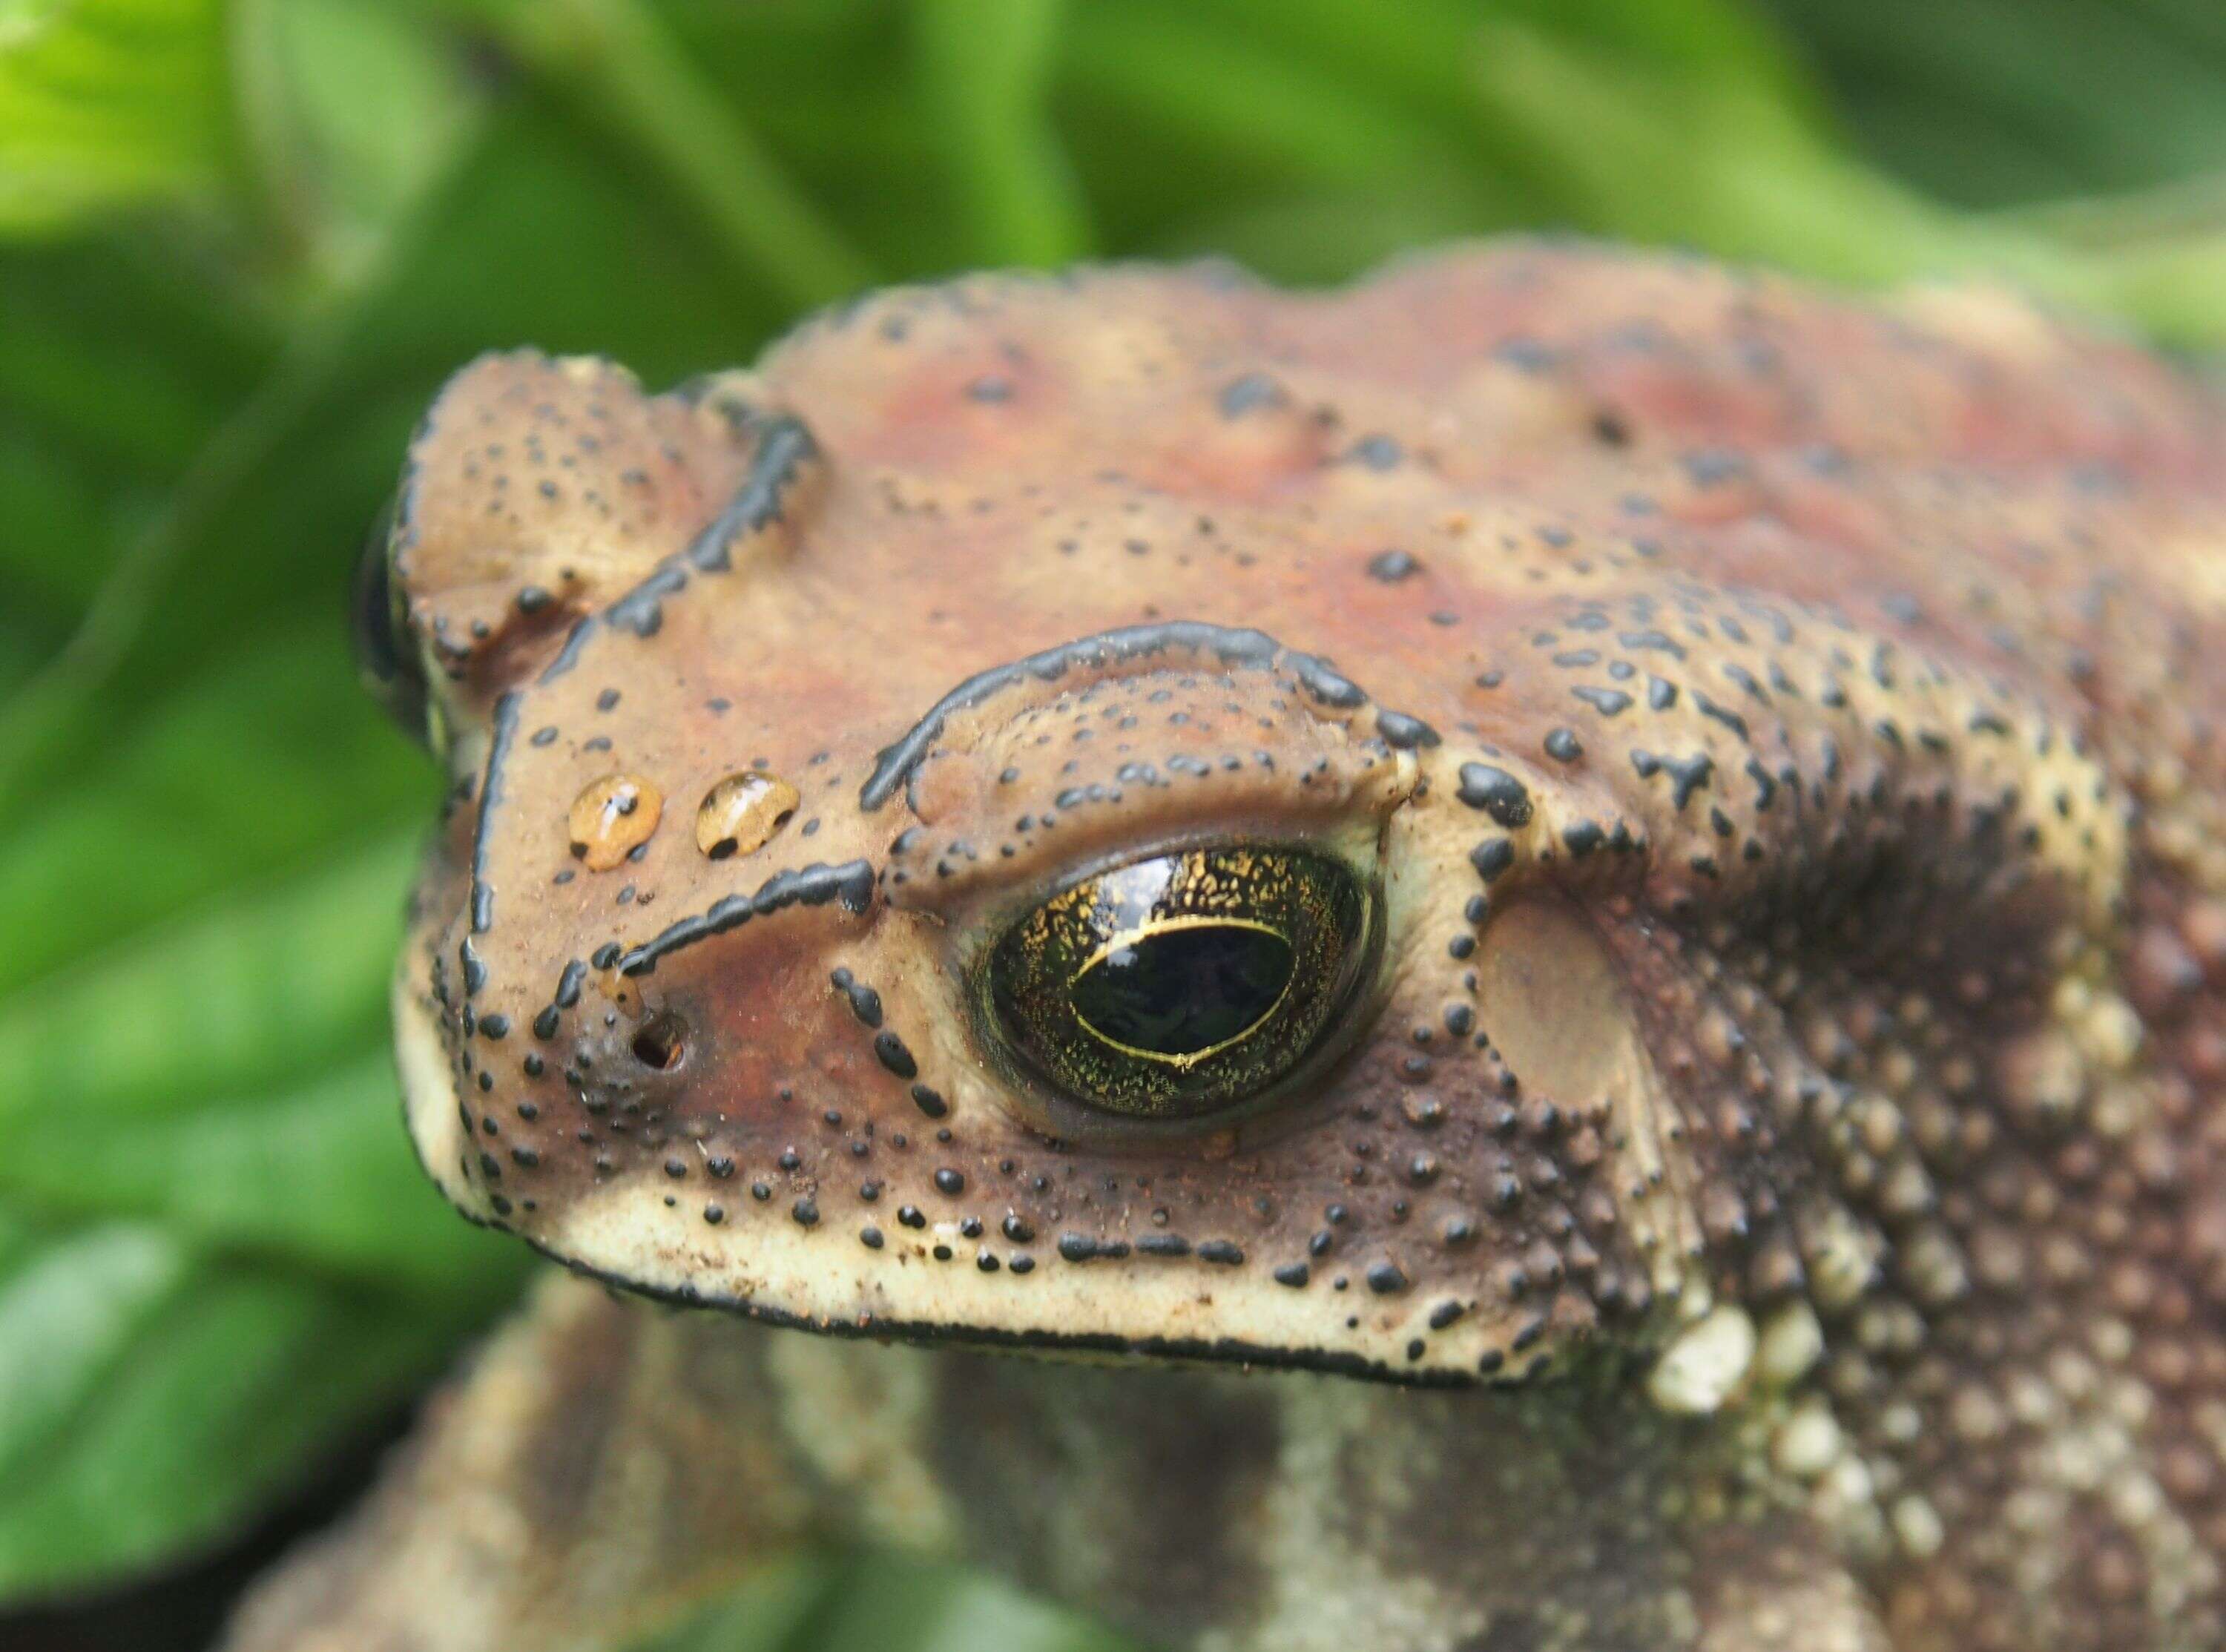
[510,0,875,310]
[912,0,1093,267]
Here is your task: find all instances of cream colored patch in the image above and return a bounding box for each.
[2153,529,2226,621]
[395,961,475,1211]
[767,1333,956,1554]
[1755,1303,1824,1389]
[1647,1306,1756,1416]
[1475,893,1701,1300]
[1889,282,2067,366]
[1199,1378,1479,1652]
[547,1180,1498,1376]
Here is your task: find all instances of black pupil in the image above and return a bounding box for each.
[1071,924,1294,1058]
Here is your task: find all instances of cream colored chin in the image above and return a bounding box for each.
[393,961,487,1217]
[542,1179,1509,1380]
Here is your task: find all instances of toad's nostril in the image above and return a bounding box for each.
[630,1012,688,1071]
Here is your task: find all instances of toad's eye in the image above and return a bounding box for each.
[350,496,431,748]
[978,843,1379,1122]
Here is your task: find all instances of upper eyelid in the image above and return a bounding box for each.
[931,820,1376,968]
[857,619,1406,815]
[876,674,1420,919]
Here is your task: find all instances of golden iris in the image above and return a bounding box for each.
[981,843,1376,1121]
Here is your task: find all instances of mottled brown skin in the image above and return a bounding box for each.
[231,243,2226,1652]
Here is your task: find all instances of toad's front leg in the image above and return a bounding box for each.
[221,1274,853,1652]
[225,1274,1889,1652]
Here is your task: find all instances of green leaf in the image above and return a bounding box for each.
[0,1236,484,1599]
[1156,180,1522,287]
[493,0,876,307]
[1770,0,2226,207]
[227,0,478,284]
[0,0,232,231]
[806,1559,1144,1652]
[0,1049,503,1293]
[623,1557,841,1652]
[1460,14,2087,294]
[912,0,1093,266]
[0,1220,191,1485]
[0,834,525,1598]
[624,1555,1147,1652]
[0,833,414,1117]
[0,630,429,996]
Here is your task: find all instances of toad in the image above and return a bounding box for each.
[231,243,2226,1652]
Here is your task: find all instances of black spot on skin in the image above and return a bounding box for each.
[1217,372,1285,417]
[1692,693,1749,741]
[1376,710,1440,748]
[1456,763,1532,826]
[1366,1261,1409,1294]
[1058,1233,1132,1263]
[1633,749,1713,810]
[1366,549,1420,582]
[1543,728,1583,763]
[1348,434,1403,470]
[831,967,884,1026]
[1469,838,1516,881]
[874,1032,917,1078]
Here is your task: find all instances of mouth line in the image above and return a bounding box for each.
[508,1227,1492,1389]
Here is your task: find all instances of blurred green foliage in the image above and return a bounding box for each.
[3,0,2225,1644]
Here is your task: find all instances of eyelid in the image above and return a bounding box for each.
[880,668,1417,921]
[944,814,1389,974]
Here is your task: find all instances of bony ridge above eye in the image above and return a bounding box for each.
[975,840,1380,1124]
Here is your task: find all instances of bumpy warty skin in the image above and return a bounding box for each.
[243,243,2226,1652]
